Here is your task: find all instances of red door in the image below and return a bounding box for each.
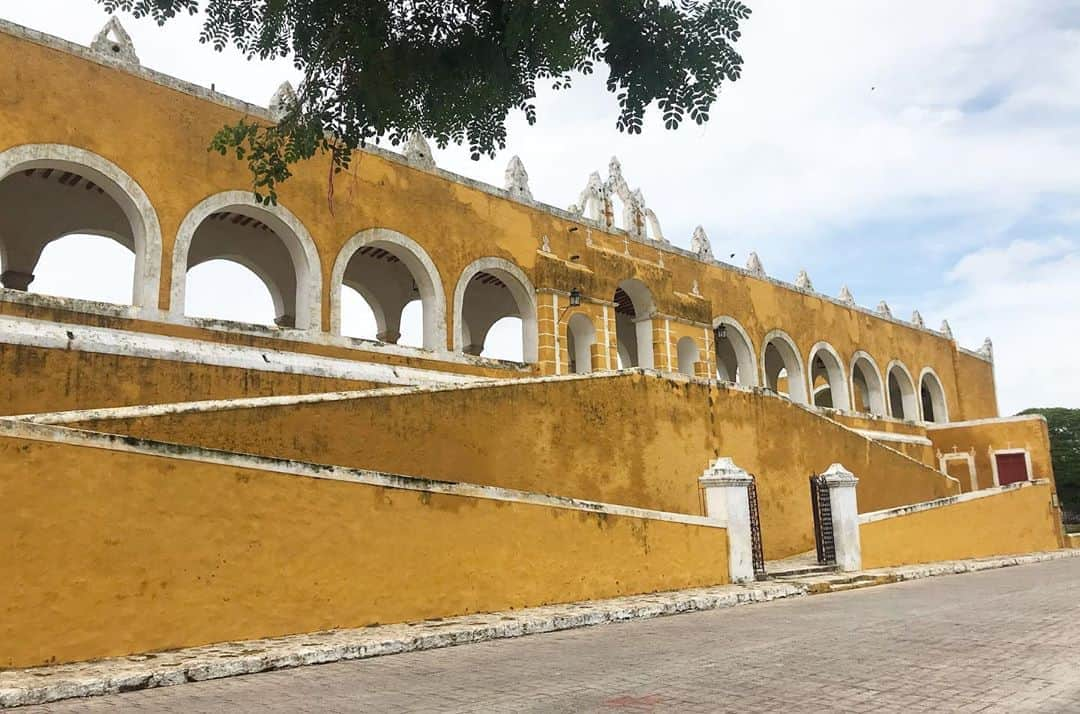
[995,453,1029,486]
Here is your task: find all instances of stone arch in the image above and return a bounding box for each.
[613,278,655,369]
[850,351,886,416]
[808,341,850,411]
[761,329,808,403]
[919,367,950,423]
[566,312,596,374]
[677,336,700,377]
[0,144,162,310]
[453,257,538,363]
[712,316,758,387]
[886,360,919,420]
[170,191,322,330]
[330,228,446,351]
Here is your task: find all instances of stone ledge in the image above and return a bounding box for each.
[2,549,1077,708]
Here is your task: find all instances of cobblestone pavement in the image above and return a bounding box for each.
[26,558,1080,713]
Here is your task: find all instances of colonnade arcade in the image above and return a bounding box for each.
[0,143,952,424]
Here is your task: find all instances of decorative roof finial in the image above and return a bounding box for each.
[91,16,139,66]
[940,319,954,339]
[504,155,532,201]
[268,82,297,122]
[876,300,893,319]
[979,337,994,361]
[690,226,714,261]
[746,252,765,278]
[404,132,435,170]
[911,309,925,328]
[838,285,856,306]
[795,269,814,292]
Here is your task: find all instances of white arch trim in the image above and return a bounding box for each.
[453,256,538,363]
[761,329,808,404]
[918,366,950,423]
[808,341,851,411]
[170,191,322,331]
[330,228,447,351]
[886,359,919,421]
[711,315,759,387]
[0,143,163,311]
[849,350,886,416]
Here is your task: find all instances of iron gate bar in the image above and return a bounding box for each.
[810,475,837,566]
[747,478,766,579]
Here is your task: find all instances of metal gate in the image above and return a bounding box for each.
[747,479,767,579]
[809,475,836,566]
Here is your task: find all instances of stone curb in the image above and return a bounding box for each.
[3,549,1078,708]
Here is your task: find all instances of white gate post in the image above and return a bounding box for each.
[699,457,755,583]
[821,463,862,572]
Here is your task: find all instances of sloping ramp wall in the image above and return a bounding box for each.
[859,480,1062,569]
[0,421,728,669]
[68,372,960,560]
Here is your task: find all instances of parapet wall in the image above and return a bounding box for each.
[0,421,728,669]
[71,371,961,560]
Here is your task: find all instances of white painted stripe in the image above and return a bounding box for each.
[0,315,485,387]
[852,429,934,447]
[602,305,613,370]
[0,418,723,529]
[664,319,673,371]
[552,293,561,374]
[859,479,1050,524]
[925,414,1046,430]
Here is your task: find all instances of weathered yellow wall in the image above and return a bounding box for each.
[928,416,1054,492]
[0,433,728,669]
[0,342,376,416]
[78,373,959,560]
[860,483,1062,570]
[1067,533,1080,549]
[0,26,996,421]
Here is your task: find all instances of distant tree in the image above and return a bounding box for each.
[96,0,752,204]
[1020,408,1080,523]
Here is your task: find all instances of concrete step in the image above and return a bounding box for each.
[768,564,839,579]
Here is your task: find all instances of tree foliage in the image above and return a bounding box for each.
[1020,408,1080,523]
[96,0,751,203]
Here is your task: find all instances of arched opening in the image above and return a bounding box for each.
[850,352,886,416]
[566,313,596,374]
[713,317,757,387]
[0,145,162,309]
[762,330,808,403]
[887,361,919,420]
[184,259,278,325]
[677,336,699,377]
[613,279,655,369]
[454,257,538,363]
[171,192,321,330]
[808,342,850,411]
[920,368,949,423]
[331,229,445,350]
[31,235,135,304]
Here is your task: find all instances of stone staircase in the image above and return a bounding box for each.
[765,551,899,594]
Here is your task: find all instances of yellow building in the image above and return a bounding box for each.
[0,18,1068,670]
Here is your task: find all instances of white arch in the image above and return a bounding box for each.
[170,191,322,331]
[808,341,851,411]
[919,367,950,423]
[453,257,538,363]
[615,278,656,369]
[849,350,887,416]
[566,312,597,374]
[712,316,758,387]
[0,143,163,311]
[677,336,700,377]
[761,329,808,403]
[330,228,447,351]
[886,360,919,421]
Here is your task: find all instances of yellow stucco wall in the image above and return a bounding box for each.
[0,342,376,416]
[0,25,997,422]
[928,416,1055,492]
[0,433,729,669]
[860,483,1062,570]
[78,372,959,560]
[1067,533,1080,549]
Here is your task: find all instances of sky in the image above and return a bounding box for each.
[3,1,1079,414]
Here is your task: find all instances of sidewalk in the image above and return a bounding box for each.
[3,549,1078,709]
